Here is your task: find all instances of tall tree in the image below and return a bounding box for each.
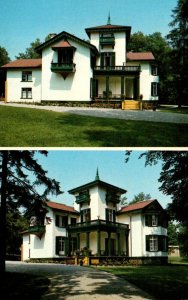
[167,0,188,106]
[0,46,10,66]
[16,38,42,59]
[129,192,151,205]
[0,151,62,276]
[125,151,188,223]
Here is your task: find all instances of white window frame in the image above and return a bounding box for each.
[21,88,32,99]
[150,236,158,252]
[22,71,32,82]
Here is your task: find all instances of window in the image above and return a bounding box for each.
[21,88,32,99]
[22,71,32,82]
[106,208,116,222]
[151,82,159,97]
[55,215,68,227]
[101,52,115,67]
[56,236,68,255]
[145,214,158,227]
[58,49,73,64]
[146,235,167,252]
[70,237,77,254]
[71,218,77,225]
[80,209,91,222]
[151,65,158,76]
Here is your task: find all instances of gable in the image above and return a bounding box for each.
[36,31,98,55]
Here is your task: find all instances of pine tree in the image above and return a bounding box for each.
[167,0,188,106]
[0,151,62,276]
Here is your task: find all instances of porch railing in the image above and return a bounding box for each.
[94,65,141,72]
[68,219,129,230]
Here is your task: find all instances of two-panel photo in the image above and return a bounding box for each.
[0,0,188,299]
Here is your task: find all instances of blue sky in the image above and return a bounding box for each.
[35,150,172,209]
[1,0,177,60]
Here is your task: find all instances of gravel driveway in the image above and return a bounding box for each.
[6,261,153,300]
[1,102,188,124]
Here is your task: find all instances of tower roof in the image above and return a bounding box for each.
[85,23,131,41]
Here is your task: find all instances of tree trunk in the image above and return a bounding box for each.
[0,151,8,276]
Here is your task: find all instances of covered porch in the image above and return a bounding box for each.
[67,219,129,257]
[92,65,141,104]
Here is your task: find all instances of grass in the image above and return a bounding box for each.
[168,256,188,264]
[98,265,188,300]
[1,272,50,300]
[0,106,188,147]
[158,105,188,114]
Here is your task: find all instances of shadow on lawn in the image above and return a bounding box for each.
[56,114,183,147]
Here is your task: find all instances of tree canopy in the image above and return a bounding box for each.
[125,151,188,223]
[0,151,62,275]
[129,192,152,205]
[16,38,42,59]
[167,0,188,106]
[0,46,10,66]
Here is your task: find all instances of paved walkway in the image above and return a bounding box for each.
[6,261,153,300]
[1,102,188,124]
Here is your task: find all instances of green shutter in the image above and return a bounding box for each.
[111,52,115,66]
[106,208,109,222]
[101,53,104,67]
[145,215,152,226]
[55,215,59,227]
[146,235,150,251]
[56,236,60,255]
[65,237,69,255]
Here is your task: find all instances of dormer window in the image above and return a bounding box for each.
[51,40,76,78]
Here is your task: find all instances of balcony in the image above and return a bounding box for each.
[51,62,76,74]
[106,193,120,204]
[76,192,90,204]
[27,225,46,238]
[94,65,141,75]
[68,219,129,233]
[100,36,115,48]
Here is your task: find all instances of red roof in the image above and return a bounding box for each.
[127,52,155,61]
[2,59,42,68]
[52,40,75,49]
[46,201,78,214]
[118,200,155,213]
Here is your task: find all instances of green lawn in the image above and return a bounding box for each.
[0,106,188,146]
[98,265,188,300]
[158,105,188,114]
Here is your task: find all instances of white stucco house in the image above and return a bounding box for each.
[22,172,168,265]
[2,18,159,110]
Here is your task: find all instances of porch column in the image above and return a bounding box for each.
[121,76,125,100]
[77,233,80,251]
[117,232,121,256]
[106,76,109,100]
[86,232,90,250]
[97,230,101,256]
[108,232,111,256]
[126,233,129,256]
[133,76,140,100]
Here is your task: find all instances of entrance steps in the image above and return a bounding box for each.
[122,100,140,110]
